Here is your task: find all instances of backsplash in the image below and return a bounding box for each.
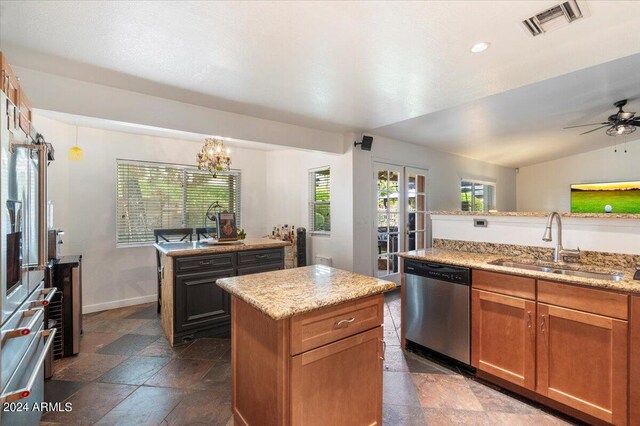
[433,238,640,270]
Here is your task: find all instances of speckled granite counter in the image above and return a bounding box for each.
[217,265,397,320]
[429,211,640,219]
[154,237,289,256]
[399,248,640,294]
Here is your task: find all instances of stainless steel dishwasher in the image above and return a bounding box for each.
[404,259,471,365]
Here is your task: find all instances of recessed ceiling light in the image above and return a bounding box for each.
[471,42,490,53]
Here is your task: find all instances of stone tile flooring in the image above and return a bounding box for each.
[42,290,579,425]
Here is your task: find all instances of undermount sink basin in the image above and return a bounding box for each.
[489,260,624,282]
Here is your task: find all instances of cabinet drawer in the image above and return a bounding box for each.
[472,270,535,300]
[175,253,235,273]
[236,263,282,276]
[237,249,283,265]
[538,280,628,320]
[290,294,384,355]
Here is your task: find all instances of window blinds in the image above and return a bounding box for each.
[116,160,241,246]
[308,167,331,232]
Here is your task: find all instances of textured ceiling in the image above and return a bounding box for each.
[1,1,640,165]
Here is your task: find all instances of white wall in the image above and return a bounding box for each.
[35,114,269,313]
[264,146,354,271]
[432,214,640,255]
[517,137,640,212]
[352,134,518,276]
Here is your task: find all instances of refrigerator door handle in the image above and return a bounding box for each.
[0,328,56,403]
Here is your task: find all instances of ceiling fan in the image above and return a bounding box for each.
[564,99,639,136]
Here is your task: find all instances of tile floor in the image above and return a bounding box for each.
[41,290,579,425]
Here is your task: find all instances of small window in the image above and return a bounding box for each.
[116,160,241,246]
[461,180,496,212]
[309,167,331,233]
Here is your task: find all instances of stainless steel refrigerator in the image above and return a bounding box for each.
[1,91,57,425]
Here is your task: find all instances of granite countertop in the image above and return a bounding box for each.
[399,249,640,294]
[428,211,640,219]
[155,237,290,256]
[217,265,397,320]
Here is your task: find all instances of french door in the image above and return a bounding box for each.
[373,163,428,283]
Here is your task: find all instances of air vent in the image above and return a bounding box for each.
[521,0,589,37]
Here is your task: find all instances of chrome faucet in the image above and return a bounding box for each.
[542,212,580,263]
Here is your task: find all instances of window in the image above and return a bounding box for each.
[116,160,241,246]
[309,167,331,233]
[461,180,496,212]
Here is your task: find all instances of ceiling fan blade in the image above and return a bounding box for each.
[564,122,610,129]
[628,120,640,126]
[579,124,610,136]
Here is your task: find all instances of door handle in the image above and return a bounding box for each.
[527,311,532,331]
[0,328,56,403]
[540,315,546,332]
[379,339,387,360]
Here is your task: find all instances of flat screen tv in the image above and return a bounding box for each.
[570,181,640,214]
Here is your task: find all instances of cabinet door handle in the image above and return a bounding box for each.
[540,315,546,332]
[527,311,532,331]
[379,339,387,360]
[336,317,356,327]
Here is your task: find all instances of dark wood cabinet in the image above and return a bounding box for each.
[162,247,285,345]
[175,268,234,333]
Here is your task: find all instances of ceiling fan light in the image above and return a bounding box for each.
[606,124,636,137]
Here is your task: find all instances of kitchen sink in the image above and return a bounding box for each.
[489,260,624,282]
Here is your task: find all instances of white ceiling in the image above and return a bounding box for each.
[1,1,640,166]
[374,53,640,167]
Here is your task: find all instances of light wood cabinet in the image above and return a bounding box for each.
[470,270,630,425]
[290,327,382,426]
[471,289,535,390]
[537,303,627,425]
[232,294,384,426]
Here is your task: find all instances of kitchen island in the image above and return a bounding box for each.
[155,237,290,346]
[217,265,396,426]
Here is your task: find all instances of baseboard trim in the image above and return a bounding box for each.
[83,294,156,314]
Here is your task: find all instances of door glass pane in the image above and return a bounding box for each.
[376,256,389,277]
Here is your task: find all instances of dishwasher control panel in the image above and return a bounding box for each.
[404,259,470,285]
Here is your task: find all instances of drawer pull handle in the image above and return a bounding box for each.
[29,287,57,308]
[200,260,212,265]
[336,317,356,327]
[255,254,269,259]
[2,309,44,339]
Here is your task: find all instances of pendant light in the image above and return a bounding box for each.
[68,125,84,161]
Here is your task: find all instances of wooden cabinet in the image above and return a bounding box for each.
[471,289,535,390]
[175,269,233,333]
[537,303,627,425]
[161,247,285,345]
[232,294,384,426]
[471,269,630,425]
[290,327,383,426]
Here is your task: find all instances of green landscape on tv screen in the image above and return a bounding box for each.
[571,181,640,214]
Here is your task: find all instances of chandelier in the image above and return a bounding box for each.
[197,137,231,177]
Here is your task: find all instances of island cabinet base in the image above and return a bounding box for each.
[231,295,385,426]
